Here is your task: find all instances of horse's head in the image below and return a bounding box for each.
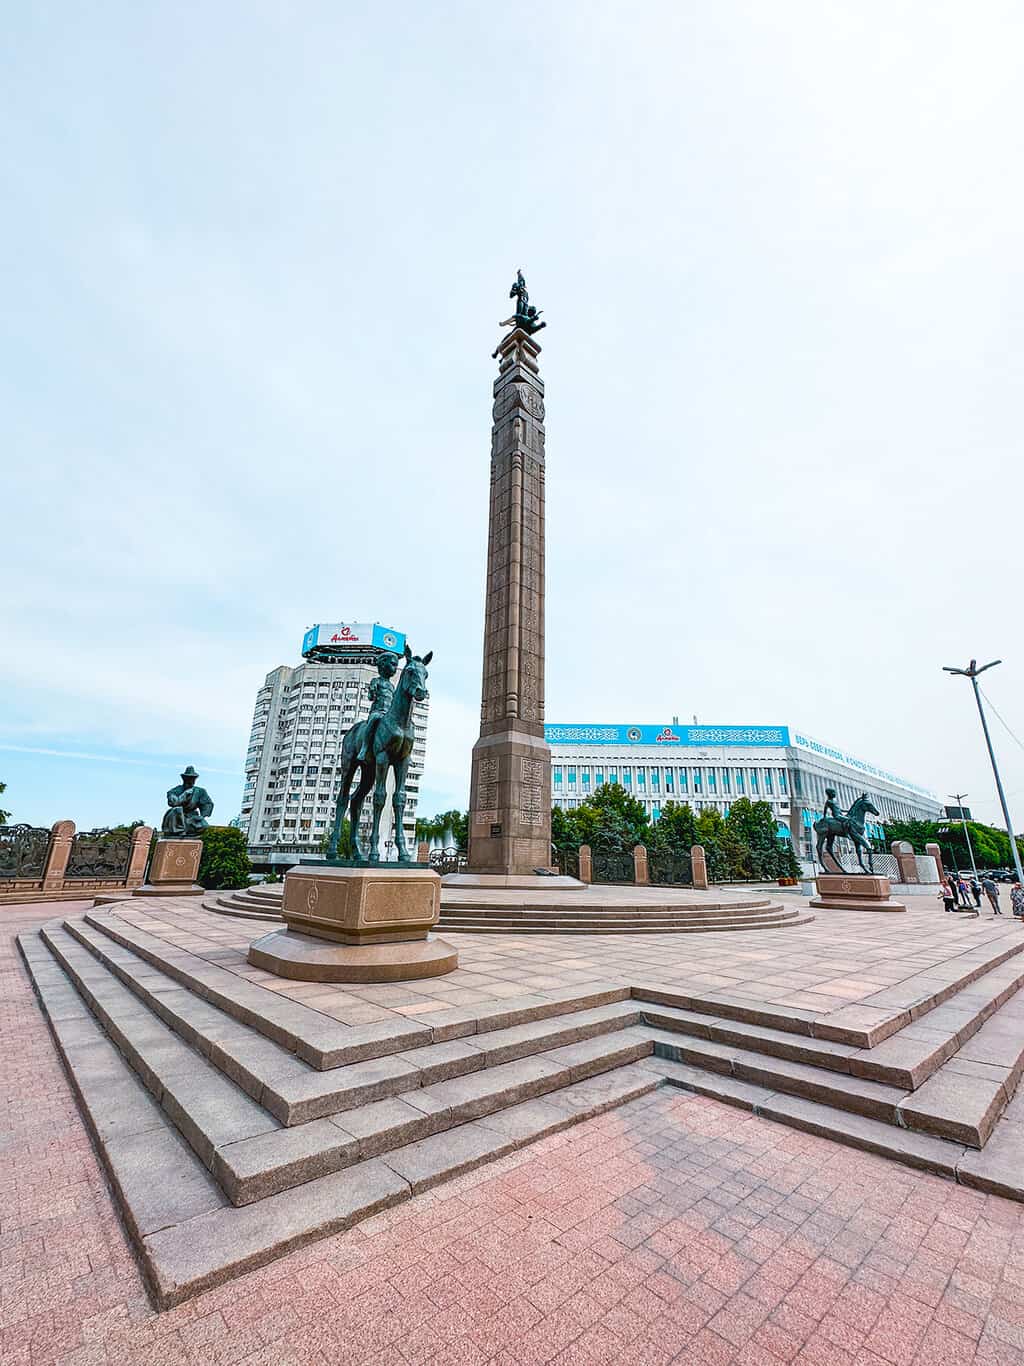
[400,643,432,702]
[852,792,881,821]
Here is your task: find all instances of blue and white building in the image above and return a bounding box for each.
[545,721,942,860]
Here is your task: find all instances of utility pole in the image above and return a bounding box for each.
[943,659,1024,886]
[948,791,979,881]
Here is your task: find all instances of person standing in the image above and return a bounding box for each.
[940,879,956,913]
[957,874,972,908]
[982,873,1002,915]
[969,877,983,909]
[1011,880,1024,920]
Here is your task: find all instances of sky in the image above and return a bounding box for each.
[3,2,1023,834]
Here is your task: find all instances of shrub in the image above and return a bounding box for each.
[198,826,252,890]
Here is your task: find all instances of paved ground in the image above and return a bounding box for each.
[5,902,1024,1364]
[101,887,1022,1027]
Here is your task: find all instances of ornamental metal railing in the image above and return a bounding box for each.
[0,825,51,879]
[65,828,133,880]
[429,847,468,876]
[553,847,579,879]
[590,850,635,884]
[648,848,693,887]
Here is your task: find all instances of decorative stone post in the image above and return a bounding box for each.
[925,842,945,879]
[691,844,709,890]
[42,820,75,893]
[126,826,153,888]
[891,839,919,885]
[578,845,592,884]
[417,841,430,865]
[633,844,649,885]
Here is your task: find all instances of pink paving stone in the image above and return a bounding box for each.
[7,903,1024,1366]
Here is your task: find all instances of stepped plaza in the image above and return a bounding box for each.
[7,881,1024,1364]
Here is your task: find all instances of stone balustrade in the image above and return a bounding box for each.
[0,822,153,904]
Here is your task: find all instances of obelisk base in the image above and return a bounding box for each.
[133,837,205,897]
[809,874,907,913]
[247,863,458,982]
[467,730,553,876]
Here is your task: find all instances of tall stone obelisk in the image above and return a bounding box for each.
[467,275,552,874]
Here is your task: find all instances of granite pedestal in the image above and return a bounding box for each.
[133,837,205,897]
[248,864,457,982]
[809,873,907,913]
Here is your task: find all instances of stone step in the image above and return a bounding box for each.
[20,926,660,1308]
[64,915,644,1126]
[646,986,1024,1149]
[647,1028,909,1124]
[434,914,814,935]
[641,1055,969,1179]
[41,924,285,1171]
[215,1031,654,1205]
[633,939,1024,1048]
[439,901,789,921]
[83,908,631,1067]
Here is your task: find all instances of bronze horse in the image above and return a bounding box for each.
[813,793,880,874]
[326,644,432,862]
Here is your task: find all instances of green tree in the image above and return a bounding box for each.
[571,783,650,853]
[550,803,579,855]
[0,780,9,825]
[648,801,698,855]
[415,809,468,848]
[883,817,1024,871]
[319,819,351,857]
[198,826,252,890]
[725,798,786,878]
[695,807,729,881]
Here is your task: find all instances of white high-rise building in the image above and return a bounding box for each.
[240,622,429,866]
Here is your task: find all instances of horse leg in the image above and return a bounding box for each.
[370,755,389,862]
[392,757,411,862]
[327,761,354,859]
[348,761,374,861]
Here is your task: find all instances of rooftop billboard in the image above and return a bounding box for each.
[544,724,790,748]
[301,622,405,657]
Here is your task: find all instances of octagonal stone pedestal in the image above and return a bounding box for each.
[248,864,458,983]
[809,873,907,913]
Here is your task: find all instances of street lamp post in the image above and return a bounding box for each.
[943,659,1024,886]
[948,791,979,882]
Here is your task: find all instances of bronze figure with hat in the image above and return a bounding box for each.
[161,765,214,838]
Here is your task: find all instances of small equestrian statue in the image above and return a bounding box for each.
[326,643,432,863]
[813,790,881,874]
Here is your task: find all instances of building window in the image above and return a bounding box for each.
[595,769,604,785]
[665,769,673,791]
[582,768,591,786]
[650,769,659,789]
[623,769,632,785]
[708,770,716,790]
[568,768,576,784]
[750,769,759,792]
[736,770,744,792]
[693,768,702,789]
[765,770,773,793]
[722,769,731,793]
[779,770,788,794]
[553,767,562,787]
[609,768,618,784]
[637,769,645,787]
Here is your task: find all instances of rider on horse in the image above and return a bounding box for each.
[358,652,399,764]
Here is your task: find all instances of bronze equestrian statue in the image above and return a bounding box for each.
[813,791,881,874]
[326,644,432,863]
